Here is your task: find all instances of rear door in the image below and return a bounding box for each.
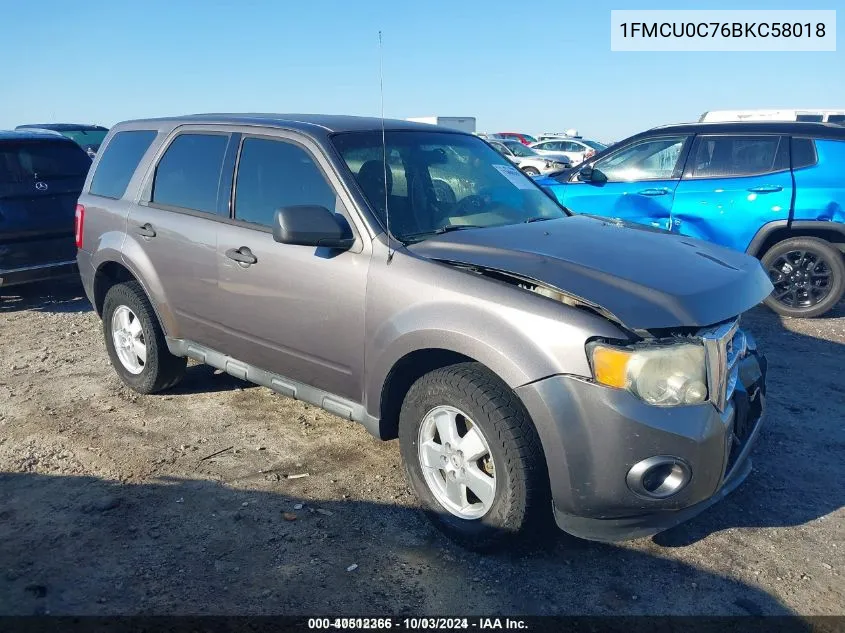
[126,129,237,348]
[558,134,691,230]
[0,139,90,272]
[672,134,792,252]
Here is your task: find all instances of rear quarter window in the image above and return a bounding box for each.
[791,138,818,169]
[89,130,157,199]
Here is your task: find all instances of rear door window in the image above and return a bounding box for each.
[687,135,788,178]
[233,137,337,227]
[90,130,157,199]
[0,140,90,183]
[151,133,229,214]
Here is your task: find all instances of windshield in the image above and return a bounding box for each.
[332,131,565,243]
[583,140,607,151]
[60,129,109,152]
[502,141,536,157]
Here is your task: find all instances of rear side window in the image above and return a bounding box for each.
[0,140,90,183]
[151,134,229,214]
[827,115,845,125]
[688,135,787,178]
[234,137,337,227]
[791,138,818,169]
[90,130,156,199]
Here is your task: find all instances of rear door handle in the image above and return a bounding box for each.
[225,246,258,266]
[135,223,156,238]
[637,188,670,196]
[747,185,783,193]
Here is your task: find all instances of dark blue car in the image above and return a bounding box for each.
[0,130,91,288]
[538,121,845,318]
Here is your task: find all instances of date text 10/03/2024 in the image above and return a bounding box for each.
[307,618,528,630]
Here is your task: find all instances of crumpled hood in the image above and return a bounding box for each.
[407,215,774,330]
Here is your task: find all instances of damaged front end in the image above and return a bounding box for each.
[437,259,627,329]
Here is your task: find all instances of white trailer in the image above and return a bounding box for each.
[406,116,477,133]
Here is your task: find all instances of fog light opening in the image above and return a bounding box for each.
[627,456,691,499]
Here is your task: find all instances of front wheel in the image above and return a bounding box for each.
[398,363,549,551]
[761,237,845,318]
[521,166,540,176]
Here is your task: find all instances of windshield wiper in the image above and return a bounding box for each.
[401,224,485,242]
[524,216,553,223]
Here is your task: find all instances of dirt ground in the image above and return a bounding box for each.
[0,280,843,616]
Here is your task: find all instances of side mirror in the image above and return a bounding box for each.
[577,166,607,183]
[272,206,354,249]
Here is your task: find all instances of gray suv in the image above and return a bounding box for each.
[77,114,772,549]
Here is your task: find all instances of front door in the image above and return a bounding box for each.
[215,134,368,401]
[671,134,793,252]
[558,135,691,231]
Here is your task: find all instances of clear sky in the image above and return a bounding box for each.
[0,0,841,142]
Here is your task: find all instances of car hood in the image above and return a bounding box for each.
[406,215,773,330]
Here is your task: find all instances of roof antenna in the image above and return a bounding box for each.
[379,30,393,263]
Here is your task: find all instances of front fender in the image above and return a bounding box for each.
[363,295,626,419]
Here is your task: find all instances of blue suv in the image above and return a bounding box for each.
[538,121,845,318]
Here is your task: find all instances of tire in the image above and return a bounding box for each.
[102,281,186,394]
[398,362,549,551]
[521,166,540,176]
[761,237,845,318]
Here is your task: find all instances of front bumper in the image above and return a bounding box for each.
[0,259,78,287]
[515,350,766,542]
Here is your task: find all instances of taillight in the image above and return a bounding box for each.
[75,204,85,249]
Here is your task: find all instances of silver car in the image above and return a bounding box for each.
[488,139,570,175]
[531,137,607,165]
[77,114,771,550]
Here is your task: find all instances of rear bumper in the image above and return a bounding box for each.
[515,352,766,542]
[0,260,78,287]
[76,249,96,307]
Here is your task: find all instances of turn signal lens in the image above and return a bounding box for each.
[592,346,631,389]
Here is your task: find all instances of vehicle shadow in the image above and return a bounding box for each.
[653,304,845,547]
[0,471,794,617]
[0,279,91,314]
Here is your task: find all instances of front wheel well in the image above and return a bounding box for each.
[93,261,138,316]
[378,349,475,440]
[752,226,845,259]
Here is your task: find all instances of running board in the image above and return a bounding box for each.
[165,337,381,438]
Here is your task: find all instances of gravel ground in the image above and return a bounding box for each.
[0,280,843,616]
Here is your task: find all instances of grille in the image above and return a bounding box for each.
[700,319,742,412]
[724,329,747,404]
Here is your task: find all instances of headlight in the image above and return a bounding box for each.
[590,342,707,406]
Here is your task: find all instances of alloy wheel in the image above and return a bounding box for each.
[111,305,147,374]
[417,405,496,520]
[768,249,833,309]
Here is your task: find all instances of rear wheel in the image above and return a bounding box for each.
[102,281,186,393]
[761,236,845,318]
[398,362,549,551]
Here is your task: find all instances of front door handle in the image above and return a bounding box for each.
[225,246,258,266]
[135,223,156,238]
[637,187,670,196]
[747,185,783,193]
